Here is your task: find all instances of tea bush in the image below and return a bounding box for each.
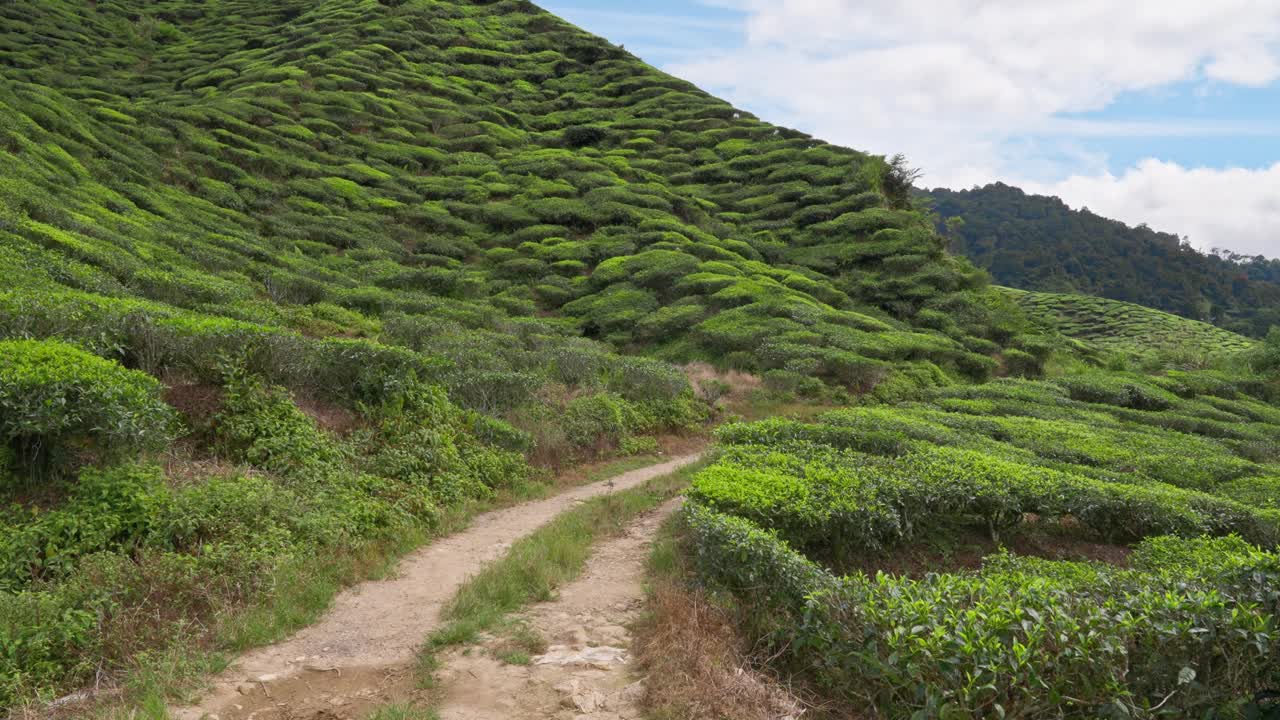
[686,367,1280,717]
[690,445,1278,554]
[686,506,1280,718]
[0,340,176,481]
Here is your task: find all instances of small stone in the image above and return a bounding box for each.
[254,673,279,683]
[569,687,607,713]
[620,680,645,704]
[235,683,254,696]
[592,624,628,645]
[560,626,589,647]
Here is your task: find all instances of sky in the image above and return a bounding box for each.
[541,1,1280,259]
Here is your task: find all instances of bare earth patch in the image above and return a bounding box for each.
[428,498,684,720]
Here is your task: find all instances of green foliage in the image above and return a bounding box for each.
[0,340,176,480]
[1009,288,1257,358]
[0,465,168,589]
[216,368,339,478]
[686,505,1280,718]
[931,183,1280,338]
[562,393,632,449]
[0,0,1269,709]
[1252,326,1280,375]
[687,365,1280,718]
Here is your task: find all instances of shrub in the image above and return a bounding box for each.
[686,506,1280,718]
[562,392,631,450]
[607,356,690,402]
[1055,372,1178,410]
[620,435,659,456]
[214,369,338,478]
[690,443,1279,553]
[1251,326,1280,376]
[467,413,534,454]
[562,125,608,148]
[0,340,176,480]
[0,465,170,589]
[445,369,540,414]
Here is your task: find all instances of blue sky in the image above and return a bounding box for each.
[542,1,1280,258]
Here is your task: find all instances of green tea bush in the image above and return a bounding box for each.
[562,392,631,449]
[686,506,1280,719]
[1053,372,1179,410]
[0,465,169,589]
[362,381,529,505]
[690,444,1279,553]
[214,369,339,478]
[0,340,176,480]
[0,586,97,708]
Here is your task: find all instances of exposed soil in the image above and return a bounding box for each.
[428,498,685,720]
[171,453,704,720]
[292,395,359,436]
[163,382,225,425]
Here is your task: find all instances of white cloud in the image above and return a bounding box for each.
[1023,160,1280,257]
[665,0,1280,255]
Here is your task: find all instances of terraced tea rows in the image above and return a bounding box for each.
[685,369,1280,717]
[1009,288,1256,357]
[0,0,1024,403]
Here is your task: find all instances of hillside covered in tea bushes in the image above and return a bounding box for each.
[686,355,1280,717]
[1,0,1278,715]
[1007,287,1258,359]
[0,0,1030,399]
[0,0,1033,706]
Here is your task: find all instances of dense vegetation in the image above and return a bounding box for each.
[685,361,1280,717]
[0,0,1277,715]
[928,183,1280,337]
[1008,288,1258,359]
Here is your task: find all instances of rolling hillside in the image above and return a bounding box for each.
[927,183,1280,337]
[1,0,1276,715]
[1006,288,1257,357]
[0,0,1026,706]
[1,0,1025,401]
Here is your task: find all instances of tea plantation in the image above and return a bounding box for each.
[0,0,1277,715]
[687,365,1280,717]
[1009,288,1258,358]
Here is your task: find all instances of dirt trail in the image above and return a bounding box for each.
[432,497,682,720]
[172,454,701,720]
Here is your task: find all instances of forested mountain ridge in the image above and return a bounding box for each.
[926,183,1280,337]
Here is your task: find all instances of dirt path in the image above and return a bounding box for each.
[431,498,682,720]
[172,454,701,720]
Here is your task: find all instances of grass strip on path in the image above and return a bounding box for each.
[414,458,706,685]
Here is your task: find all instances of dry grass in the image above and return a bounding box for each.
[634,581,808,720]
[684,362,761,405]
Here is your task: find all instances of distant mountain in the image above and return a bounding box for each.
[925,183,1280,337]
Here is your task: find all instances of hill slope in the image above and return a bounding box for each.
[1005,287,1256,357]
[1,0,1025,401]
[0,0,1040,706]
[927,183,1280,337]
